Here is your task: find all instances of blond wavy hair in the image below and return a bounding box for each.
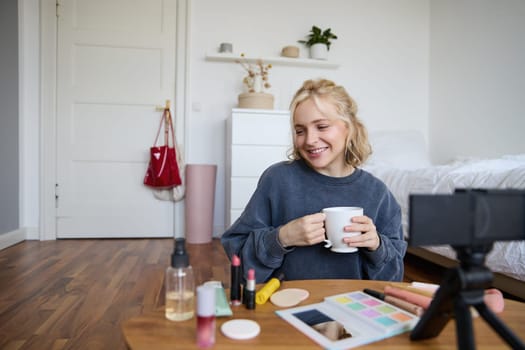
[288,79,371,167]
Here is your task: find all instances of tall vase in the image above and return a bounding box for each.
[185,164,217,244]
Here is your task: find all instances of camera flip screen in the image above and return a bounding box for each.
[409,189,525,247]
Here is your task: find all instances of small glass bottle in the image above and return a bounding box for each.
[165,238,195,321]
[196,284,216,348]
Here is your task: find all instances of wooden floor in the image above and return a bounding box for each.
[0,238,442,350]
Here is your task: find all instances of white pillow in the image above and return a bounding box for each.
[364,130,431,169]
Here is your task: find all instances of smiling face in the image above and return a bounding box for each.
[293,97,352,177]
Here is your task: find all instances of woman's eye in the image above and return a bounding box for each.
[295,129,304,135]
[318,124,329,130]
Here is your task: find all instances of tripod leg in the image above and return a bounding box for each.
[411,267,459,340]
[454,295,476,350]
[475,303,525,350]
[410,281,453,340]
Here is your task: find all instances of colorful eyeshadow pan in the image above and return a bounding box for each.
[362,299,381,307]
[361,309,381,317]
[376,316,398,326]
[347,303,366,311]
[348,292,367,300]
[391,312,413,322]
[335,296,353,304]
[376,305,396,313]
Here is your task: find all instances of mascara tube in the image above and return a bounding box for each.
[256,272,285,305]
[230,254,242,306]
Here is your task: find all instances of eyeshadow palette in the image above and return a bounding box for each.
[276,290,420,350]
[324,291,417,335]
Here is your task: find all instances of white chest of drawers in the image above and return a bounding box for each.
[225,108,291,227]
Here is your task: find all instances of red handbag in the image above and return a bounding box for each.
[143,107,182,189]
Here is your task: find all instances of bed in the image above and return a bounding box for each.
[363,131,525,300]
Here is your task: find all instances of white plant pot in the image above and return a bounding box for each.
[310,43,328,60]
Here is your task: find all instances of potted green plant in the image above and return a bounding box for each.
[298,25,338,60]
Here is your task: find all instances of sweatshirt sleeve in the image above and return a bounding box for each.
[221,224,290,283]
[221,171,292,283]
[360,191,407,281]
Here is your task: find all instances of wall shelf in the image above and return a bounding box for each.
[205,53,340,69]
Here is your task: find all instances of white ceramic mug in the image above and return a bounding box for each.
[322,207,363,253]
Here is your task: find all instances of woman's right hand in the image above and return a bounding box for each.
[278,212,326,248]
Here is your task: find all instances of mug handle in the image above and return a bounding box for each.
[323,239,332,248]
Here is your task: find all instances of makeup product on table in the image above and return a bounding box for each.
[203,281,233,317]
[270,288,310,308]
[221,319,261,340]
[325,291,418,333]
[165,238,195,321]
[383,285,433,309]
[410,283,504,313]
[276,290,419,350]
[387,284,435,298]
[196,284,216,348]
[244,268,256,310]
[230,254,242,306]
[256,272,285,305]
[484,288,505,313]
[410,281,440,293]
[363,288,424,316]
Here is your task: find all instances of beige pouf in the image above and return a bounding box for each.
[238,92,274,109]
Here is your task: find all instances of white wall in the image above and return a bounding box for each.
[189,0,430,234]
[19,0,40,238]
[429,0,525,164]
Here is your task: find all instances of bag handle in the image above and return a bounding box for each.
[153,106,176,148]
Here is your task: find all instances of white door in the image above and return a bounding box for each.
[56,0,178,238]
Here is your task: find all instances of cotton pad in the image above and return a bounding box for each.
[270,288,309,307]
[221,319,261,340]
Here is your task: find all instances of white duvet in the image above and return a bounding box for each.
[364,155,525,281]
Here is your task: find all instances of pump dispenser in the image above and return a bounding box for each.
[165,238,195,321]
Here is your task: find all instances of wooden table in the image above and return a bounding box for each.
[122,280,525,349]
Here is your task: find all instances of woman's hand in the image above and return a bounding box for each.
[342,215,381,251]
[278,213,326,247]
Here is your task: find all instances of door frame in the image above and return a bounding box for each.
[39,0,191,240]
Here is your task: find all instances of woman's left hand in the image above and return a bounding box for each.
[342,215,381,251]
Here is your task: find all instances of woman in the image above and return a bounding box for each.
[221,79,406,283]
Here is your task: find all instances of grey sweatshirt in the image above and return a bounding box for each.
[221,159,406,283]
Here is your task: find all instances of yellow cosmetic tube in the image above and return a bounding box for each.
[255,273,285,305]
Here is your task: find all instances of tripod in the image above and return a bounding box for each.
[410,244,525,350]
